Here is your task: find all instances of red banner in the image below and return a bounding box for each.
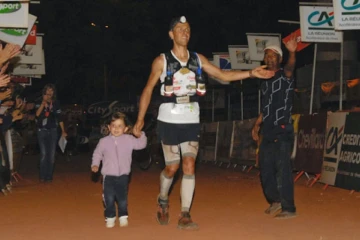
[25,25,37,45]
[11,76,31,85]
[282,29,310,52]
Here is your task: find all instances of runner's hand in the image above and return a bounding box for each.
[133,119,144,138]
[251,65,275,79]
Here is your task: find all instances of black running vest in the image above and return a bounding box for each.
[162,51,204,103]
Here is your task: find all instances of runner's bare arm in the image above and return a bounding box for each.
[133,56,164,137]
[198,54,274,81]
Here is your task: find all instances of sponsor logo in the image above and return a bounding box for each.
[87,101,136,118]
[341,0,360,11]
[308,10,334,30]
[0,28,27,36]
[325,126,344,155]
[297,128,325,149]
[0,3,21,14]
[342,134,360,145]
[323,165,336,172]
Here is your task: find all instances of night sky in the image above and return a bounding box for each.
[27,0,355,104]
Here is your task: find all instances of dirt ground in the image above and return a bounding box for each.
[1,152,360,240]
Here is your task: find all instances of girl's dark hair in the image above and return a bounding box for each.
[107,112,133,134]
[42,84,56,100]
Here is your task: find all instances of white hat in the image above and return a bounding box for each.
[264,45,283,57]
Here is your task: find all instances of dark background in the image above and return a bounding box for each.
[27,0,359,106]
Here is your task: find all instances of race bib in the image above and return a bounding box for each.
[176,95,190,104]
[171,103,198,115]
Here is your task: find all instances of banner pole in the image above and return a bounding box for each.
[212,88,215,122]
[258,89,261,115]
[228,89,231,120]
[340,32,344,111]
[241,81,243,120]
[310,43,317,115]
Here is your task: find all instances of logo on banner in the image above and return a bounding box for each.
[339,134,360,164]
[341,0,360,10]
[219,57,231,69]
[87,101,136,118]
[0,3,21,14]
[308,10,334,29]
[298,129,324,149]
[0,28,27,36]
[25,25,37,45]
[325,126,344,155]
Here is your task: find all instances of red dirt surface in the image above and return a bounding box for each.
[1,152,360,240]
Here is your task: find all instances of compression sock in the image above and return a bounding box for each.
[159,170,173,201]
[180,174,195,212]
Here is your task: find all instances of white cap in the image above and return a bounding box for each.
[264,45,283,57]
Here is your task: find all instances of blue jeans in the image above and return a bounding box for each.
[259,138,296,213]
[37,128,58,181]
[103,175,129,218]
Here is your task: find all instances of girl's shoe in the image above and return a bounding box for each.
[1,189,8,196]
[105,217,116,228]
[119,216,128,227]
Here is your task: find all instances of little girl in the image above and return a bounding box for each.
[91,112,147,228]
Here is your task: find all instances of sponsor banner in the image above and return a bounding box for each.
[246,33,281,61]
[335,112,360,190]
[231,118,257,165]
[299,6,343,43]
[25,24,36,45]
[14,36,42,64]
[320,112,347,185]
[228,45,261,70]
[282,29,311,52]
[0,2,29,28]
[294,113,326,173]
[199,122,218,162]
[12,49,45,75]
[0,13,36,46]
[216,121,233,163]
[333,0,360,30]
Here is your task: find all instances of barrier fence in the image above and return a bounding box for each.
[199,111,360,192]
